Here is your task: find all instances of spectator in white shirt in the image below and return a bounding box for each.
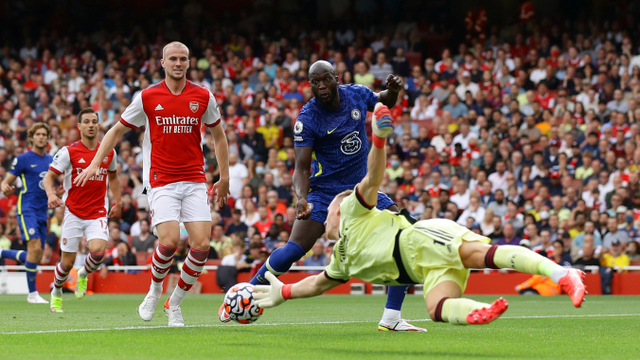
[529,57,548,84]
[488,160,510,193]
[452,123,477,150]
[67,68,86,93]
[410,94,438,120]
[228,152,249,200]
[457,196,485,226]
[455,71,480,100]
[44,58,60,85]
[450,181,471,210]
[370,52,394,82]
[282,52,300,73]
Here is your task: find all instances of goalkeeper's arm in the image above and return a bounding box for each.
[254,272,342,308]
[357,103,393,207]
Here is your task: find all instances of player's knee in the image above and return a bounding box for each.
[61,258,74,269]
[87,240,108,253]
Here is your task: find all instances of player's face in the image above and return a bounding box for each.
[325,197,343,240]
[30,128,49,150]
[162,46,189,81]
[309,71,339,106]
[78,114,99,140]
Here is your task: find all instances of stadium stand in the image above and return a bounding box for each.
[0,0,639,293]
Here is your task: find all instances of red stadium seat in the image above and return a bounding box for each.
[206,259,221,266]
[135,252,150,265]
[4,259,17,266]
[405,52,422,68]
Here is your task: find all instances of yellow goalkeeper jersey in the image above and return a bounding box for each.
[324,187,412,285]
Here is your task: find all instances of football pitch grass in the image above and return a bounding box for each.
[0,294,638,359]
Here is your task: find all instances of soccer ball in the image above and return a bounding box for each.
[221,283,263,324]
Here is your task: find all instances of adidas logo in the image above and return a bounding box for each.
[155,104,164,111]
[79,158,86,163]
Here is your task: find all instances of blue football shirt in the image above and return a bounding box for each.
[293,84,378,194]
[10,150,52,218]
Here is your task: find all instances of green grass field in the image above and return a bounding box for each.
[0,294,638,359]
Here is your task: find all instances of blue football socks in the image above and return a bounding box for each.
[25,261,37,293]
[250,241,306,285]
[0,249,27,263]
[385,285,410,311]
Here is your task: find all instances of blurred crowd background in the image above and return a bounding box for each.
[0,0,639,293]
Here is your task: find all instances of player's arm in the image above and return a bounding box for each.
[1,173,17,197]
[375,75,403,109]
[254,272,341,308]
[107,171,122,219]
[43,170,63,209]
[357,104,394,206]
[293,146,313,219]
[75,122,131,187]
[208,123,230,207]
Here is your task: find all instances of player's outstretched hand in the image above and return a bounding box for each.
[109,203,122,220]
[47,194,63,209]
[296,198,314,220]
[73,163,100,187]
[213,177,230,207]
[385,74,403,92]
[1,183,15,197]
[372,103,394,138]
[254,272,286,309]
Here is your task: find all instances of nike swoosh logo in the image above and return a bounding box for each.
[30,165,37,168]
[327,128,337,134]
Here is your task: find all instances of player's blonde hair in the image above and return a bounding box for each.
[27,122,50,140]
[162,41,189,59]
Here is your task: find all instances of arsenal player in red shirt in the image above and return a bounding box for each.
[75,42,230,327]
[44,108,121,312]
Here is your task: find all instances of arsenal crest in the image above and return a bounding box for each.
[189,101,199,113]
[103,157,109,164]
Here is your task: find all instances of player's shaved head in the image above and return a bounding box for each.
[162,41,189,59]
[309,60,335,77]
[309,60,340,108]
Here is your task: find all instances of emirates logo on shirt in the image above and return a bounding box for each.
[189,101,199,113]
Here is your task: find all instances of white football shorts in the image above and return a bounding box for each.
[147,181,211,227]
[60,208,109,253]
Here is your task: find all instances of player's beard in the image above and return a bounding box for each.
[315,86,338,106]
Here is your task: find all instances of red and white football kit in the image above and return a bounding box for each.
[119,80,221,227]
[50,141,117,252]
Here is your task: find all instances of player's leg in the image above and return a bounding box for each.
[75,224,108,300]
[24,236,47,303]
[458,240,585,307]
[377,200,423,331]
[251,193,330,286]
[426,279,507,325]
[166,220,210,309]
[0,248,27,263]
[250,218,325,285]
[50,250,77,313]
[138,184,182,322]
[163,182,212,326]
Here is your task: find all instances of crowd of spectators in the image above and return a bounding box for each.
[0,3,639,292]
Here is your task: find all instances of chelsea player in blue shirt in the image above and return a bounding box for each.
[223,60,424,331]
[0,123,52,304]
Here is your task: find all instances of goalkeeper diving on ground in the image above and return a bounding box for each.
[253,104,586,327]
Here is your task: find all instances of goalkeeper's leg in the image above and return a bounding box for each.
[426,280,507,326]
[460,241,585,307]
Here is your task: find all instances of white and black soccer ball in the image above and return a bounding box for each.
[222,282,263,324]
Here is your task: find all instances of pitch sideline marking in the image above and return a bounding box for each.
[1,313,639,335]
